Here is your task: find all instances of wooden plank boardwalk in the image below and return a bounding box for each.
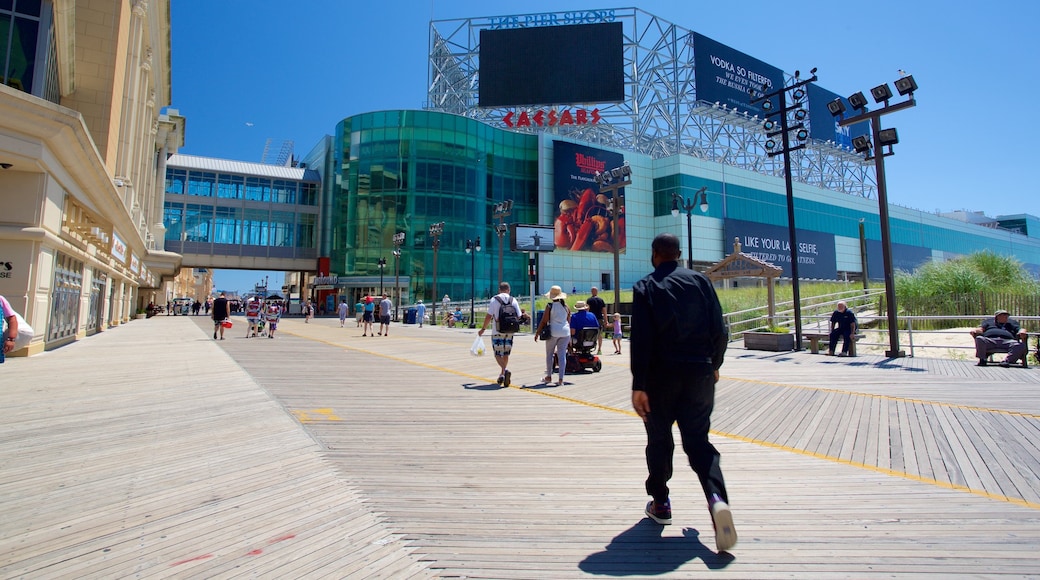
[1,314,1038,578]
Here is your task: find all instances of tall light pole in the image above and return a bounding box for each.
[594,162,632,316]
[465,236,481,328]
[392,231,404,322]
[377,257,386,295]
[493,200,513,285]
[828,74,917,358]
[671,186,708,270]
[429,222,444,326]
[751,67,818,350]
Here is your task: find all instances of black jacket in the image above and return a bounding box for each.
[630,261,728,392]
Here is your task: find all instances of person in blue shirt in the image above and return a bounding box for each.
[827,301,858,357]
[569,300,599,348]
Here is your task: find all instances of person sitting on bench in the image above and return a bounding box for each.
[827,301,857,357]
[971,309,1028,367]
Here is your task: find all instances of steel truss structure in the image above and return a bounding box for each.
[427,8,876,199]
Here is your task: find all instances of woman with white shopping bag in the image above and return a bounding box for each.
[1,294,19,363]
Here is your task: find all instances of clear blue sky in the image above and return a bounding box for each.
[170,0,1039,294]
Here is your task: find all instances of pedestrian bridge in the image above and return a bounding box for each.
[161,154,320,273]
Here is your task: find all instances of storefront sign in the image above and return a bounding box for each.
[503,108,601,128]
[111,233,127,264]
[312,274,339,286]
[0,261,11,279]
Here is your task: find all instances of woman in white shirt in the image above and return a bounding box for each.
[533,285,571,386]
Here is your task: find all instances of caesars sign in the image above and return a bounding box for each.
[552,140,625,254]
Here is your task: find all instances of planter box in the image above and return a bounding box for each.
[743,331,795,352]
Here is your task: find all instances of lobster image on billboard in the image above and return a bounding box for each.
[552,140,625,254]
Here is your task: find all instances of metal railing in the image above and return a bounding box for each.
[794,313,1040,358]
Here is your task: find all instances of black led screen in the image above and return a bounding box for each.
[478,22,624,107]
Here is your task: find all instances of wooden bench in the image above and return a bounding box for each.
[803,331,865,356]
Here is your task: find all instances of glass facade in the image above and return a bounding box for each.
[1,0,58,103]
[163,163,319,260]
[329,110,537,303]
[48,251,82,341]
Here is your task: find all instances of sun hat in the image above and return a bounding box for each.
[574,300,589,310]
[994,309,1010,317]
[544,285,567,300]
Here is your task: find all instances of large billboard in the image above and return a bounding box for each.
[479,22,625,107]
[552,140,625,254]
[865,240,932,279]
[724,219,837,279]
[807,84,870,148]
[692,32,785,117]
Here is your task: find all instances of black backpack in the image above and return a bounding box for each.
[495,296,520,333]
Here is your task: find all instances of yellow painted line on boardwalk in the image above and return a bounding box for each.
[281,327,1040,511]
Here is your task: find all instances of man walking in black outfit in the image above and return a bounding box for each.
[211,292,229,340]
[630,233,736,552]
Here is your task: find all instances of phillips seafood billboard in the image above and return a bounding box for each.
[551,140,625,254]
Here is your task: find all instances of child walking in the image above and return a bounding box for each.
[612,312,623,355]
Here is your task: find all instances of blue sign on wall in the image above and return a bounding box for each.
[865,240,932,280]
[692,33,785,117]
[807,84,870,148]
[724,219,837,279]
[552,140,625,253]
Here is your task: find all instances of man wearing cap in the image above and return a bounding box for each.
[586,287,607,355]
[971,309,1028,367]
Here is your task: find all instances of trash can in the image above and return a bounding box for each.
[405,307,417,325]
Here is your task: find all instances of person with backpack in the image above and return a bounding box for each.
[477,281,521,388]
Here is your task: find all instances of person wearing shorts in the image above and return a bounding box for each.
[244,298,261,337]
[362,295,375,336]
[477,281,520,387]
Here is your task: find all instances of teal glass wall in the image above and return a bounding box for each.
[330,110,537,303]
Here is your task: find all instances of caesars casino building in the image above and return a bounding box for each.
[164,8,1039,314]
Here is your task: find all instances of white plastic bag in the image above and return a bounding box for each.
[11,312,33,351]
[470,335,486,356]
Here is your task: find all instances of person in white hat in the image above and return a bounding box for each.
[534,285,570,385]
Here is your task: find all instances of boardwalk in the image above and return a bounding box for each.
[1,315,1038,578]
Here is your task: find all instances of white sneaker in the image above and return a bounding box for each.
[710,496,737,552]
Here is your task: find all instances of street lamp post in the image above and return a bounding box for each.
[377,257,386,295]
[828,74,918,358]
[493,200,513,285]
[429,222,444,326]
[671,186,708,270]
[751,68,818,350]
[465,236,482,328]
[594,162,632,316]
[392,231,404,322]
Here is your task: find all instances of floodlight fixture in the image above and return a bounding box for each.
[852,135,872,154]
[894,74,918,96]
[871,83,893,103]
[761,99,773,111]
[765,139,777,150]
[848,92,869,111]
[878,127,899,146]
[794,109,808,121]
[796,128,809,141]
[763,119,777,132]
[792,88,805,100]
[827,98,846,117]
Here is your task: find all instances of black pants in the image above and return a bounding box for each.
[643,372,728,505]
[829,328,853,354]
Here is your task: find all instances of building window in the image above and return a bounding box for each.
[187,171,216,197]
[217,174,244,199]
[48,252,83,341]
[1,0,44,95]
[166,169,186,195]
